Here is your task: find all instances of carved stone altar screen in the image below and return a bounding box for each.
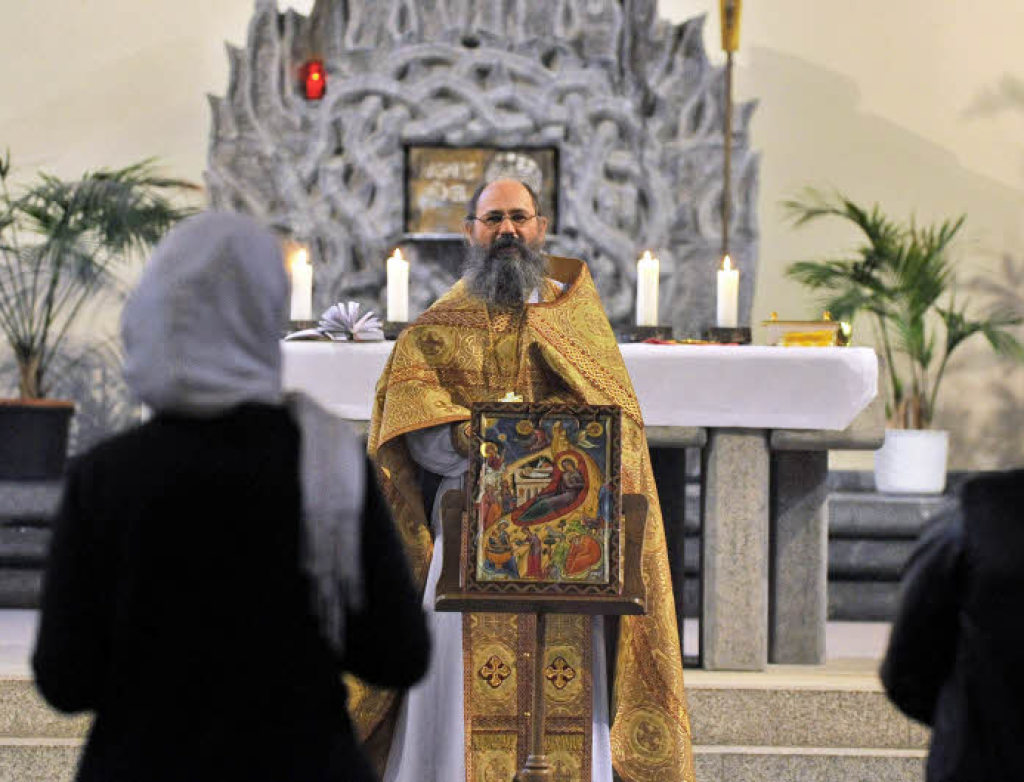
[207,0,759,337]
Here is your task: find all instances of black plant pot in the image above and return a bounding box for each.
[0,400,75,480]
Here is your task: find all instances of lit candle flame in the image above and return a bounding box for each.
[721,254,733,272]
[390,248,405,262]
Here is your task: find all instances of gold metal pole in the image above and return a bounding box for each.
[722,49,734,259]
[719,0,742,259]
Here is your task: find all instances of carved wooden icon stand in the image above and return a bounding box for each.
[435,490,649,782]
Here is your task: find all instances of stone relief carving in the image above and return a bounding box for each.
[207,0,759,336]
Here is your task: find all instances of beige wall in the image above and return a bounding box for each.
[2,0,1021,468]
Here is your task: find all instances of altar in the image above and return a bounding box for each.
[282,341,876,429]
[282,341,882,670]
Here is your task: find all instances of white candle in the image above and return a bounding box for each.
[386,248,409,322]
[716,255,739,328]
[635,250,659,326]
[289,246,313,321]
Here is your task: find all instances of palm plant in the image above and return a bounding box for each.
[0,151,198,398]
[784,189,1024,429]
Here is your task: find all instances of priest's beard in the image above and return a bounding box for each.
[463,234,547,308]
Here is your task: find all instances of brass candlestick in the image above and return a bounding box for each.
[719,0,742,260]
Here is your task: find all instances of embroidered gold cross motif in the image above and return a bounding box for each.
[417,332,444,357]
[544,656,576,690]
[479,655,511,688]
[553,760,574,782]
[635,719,665,753]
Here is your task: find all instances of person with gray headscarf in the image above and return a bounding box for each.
[32,211,430,782]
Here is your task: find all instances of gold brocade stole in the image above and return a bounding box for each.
[464,614,593,782]
[465,280,594,782]
[482,307,523,393]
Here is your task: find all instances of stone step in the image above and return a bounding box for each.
[694,746,926,782]
[0,482,63,524]
[684,666,929,751]
[0,740,928,782]
[0,527,50,568]
[828,539,915,580]
[829,581,900,622]
[0,571,44,610]
[0,744,930,782]
[0,740,82,782]
[0,679,90,739]
[3,666,924,748]
[828,491,954,539]
[0,663,930,781]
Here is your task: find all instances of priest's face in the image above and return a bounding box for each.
[462,179,550,308]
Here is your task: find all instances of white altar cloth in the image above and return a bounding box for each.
[281,341,877,431]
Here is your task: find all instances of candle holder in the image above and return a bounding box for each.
[383,320,408,341]
[704,326,751,344]
[618,324,674,343]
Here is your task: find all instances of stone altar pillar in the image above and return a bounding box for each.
[701,428,770,671]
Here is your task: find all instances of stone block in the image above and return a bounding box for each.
[829,492,954,539]
[0,483,62,523]
[828,539,916,580]
[686,681,927,750]
[0,679,89,739]
[0,742,81,782]
[829,581,900,622]
[0,527,51,568]
[695,749,927,782]
[701,429,769,670]
[770,450,828,664]
[0,572,43,610]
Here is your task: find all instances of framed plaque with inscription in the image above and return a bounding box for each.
[404,145,558,235]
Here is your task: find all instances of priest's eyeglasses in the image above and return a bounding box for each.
[470,210,538,229]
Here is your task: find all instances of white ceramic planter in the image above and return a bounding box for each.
[874,428,949,494]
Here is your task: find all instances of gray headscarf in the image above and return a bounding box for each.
[121,210,363,654]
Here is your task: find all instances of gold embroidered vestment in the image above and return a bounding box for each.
[358,257,695,782]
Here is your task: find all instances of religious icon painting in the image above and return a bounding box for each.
[464,403,623,597]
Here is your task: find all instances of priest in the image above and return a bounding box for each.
[355,179,694,782]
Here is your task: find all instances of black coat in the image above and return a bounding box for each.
[881,469,1024,782]
[33,404,430,782]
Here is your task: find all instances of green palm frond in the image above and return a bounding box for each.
[0,155,199,397]
[784,191,1022,428]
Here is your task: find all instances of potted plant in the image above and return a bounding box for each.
[784,189,1024,493]
[0,151,197,479]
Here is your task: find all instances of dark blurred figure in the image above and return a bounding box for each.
[881,469,1024,782]
[32,212,430,782]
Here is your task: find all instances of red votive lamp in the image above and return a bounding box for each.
[302,60,326,100]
